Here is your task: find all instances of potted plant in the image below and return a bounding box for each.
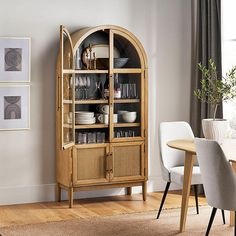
[194,59,236,142]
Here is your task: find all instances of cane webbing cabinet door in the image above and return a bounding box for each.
[73,144,110,185]
[110,142,145,182]
[56,25,148,208]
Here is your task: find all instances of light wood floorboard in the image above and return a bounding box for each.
[0,191,206,228]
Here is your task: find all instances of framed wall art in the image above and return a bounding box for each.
[0,37,31,82]
[0,85,30,130]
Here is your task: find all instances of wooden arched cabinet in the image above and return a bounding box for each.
[56,25,148,207]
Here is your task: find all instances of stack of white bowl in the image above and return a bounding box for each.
[75,112,95,125]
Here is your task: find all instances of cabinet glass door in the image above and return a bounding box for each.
[110,31,145,141]
[113,32,141,69]
[60,26,75,149]
[113,73,142,140]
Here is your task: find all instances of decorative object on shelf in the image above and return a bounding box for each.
[113,114,118,123]
[93,80,103,99]
[122,111,137,123]
[0,37,30,82]
[120,83,137,99]
[75,76,91,99]
[103,75,109,99]
[194,59,236,143]
[97,113,109,124]
[114,74,121,99]
[75,111,95,125]
[81,44,120,69]
[77,131,106,144]
[115,130,135,138]
[93,52,97,69]
[77,132,87,144]
[97,104,109,114]
[0,85,30,130]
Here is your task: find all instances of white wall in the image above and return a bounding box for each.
[0,0,191,205]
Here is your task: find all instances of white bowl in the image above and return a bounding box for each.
[117,110,128,115]
[122,112,137,123]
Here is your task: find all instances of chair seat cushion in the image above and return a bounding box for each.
[170,166,202,185]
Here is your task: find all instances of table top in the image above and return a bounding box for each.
[167,138,236,162]
[167,139,196,154]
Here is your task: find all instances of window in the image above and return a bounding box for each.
[222,0,236,129]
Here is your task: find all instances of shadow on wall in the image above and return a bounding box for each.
[38,36,59,185]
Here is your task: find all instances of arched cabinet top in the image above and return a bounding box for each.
[70,25,148,70]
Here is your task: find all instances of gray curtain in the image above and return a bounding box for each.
[190,0,222,137]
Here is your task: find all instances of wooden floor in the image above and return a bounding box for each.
[0,191,206,228]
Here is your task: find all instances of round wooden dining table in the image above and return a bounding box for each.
[167,138,236,232]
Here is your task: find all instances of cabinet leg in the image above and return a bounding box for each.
[142,181,147,201]
[68,187,73,208]
[127,187,132,196]
[56,183,61,202]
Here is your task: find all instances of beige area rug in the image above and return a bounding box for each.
[0,206,233,236]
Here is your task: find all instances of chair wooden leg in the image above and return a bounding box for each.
[206,207,217,236]
[193,185,199,214]
[221,210,225,224]
[156,182,171,219]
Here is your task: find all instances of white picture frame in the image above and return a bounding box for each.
[0,37,31,83]
[0,85,30,130]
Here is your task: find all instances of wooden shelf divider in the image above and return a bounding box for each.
[74,69,108,74]
[75,124,108,129]
[114,99,140,103]
[75,99,108,104]
[114,123,140,128]
[63,69,109,74]
[63,100,73,104]
[113,68,142,73]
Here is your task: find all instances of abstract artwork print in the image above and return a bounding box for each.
[4,96,21,120]
[4,48,22,71]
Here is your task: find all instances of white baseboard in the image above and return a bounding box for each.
[0,176,182,205]
[0,184,56,205]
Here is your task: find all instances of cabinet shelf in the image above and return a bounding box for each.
[62,69,74,74]
[75,99,108,104]
[63,99,108,104]
[114,99,140,103]
[113,68,142,73]
[75,143,108,148]
[63,69,109,74]
[75,69,108,74]
[63,100,72,104]
[114,123,140,127]
[65,123,140,129]
[75,124,108,129]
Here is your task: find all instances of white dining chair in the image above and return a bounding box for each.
[195,138,236,235]
[157,121,202,219]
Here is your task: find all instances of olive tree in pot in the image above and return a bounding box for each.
[194,59,236,143]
